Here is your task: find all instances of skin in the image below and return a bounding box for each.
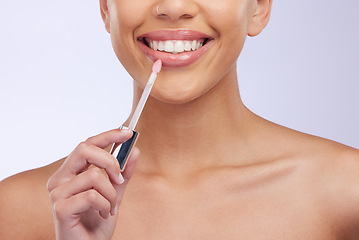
[1,0,359,239]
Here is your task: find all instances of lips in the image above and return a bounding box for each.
[137,29,214,68]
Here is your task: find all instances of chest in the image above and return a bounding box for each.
[112,179,334,239]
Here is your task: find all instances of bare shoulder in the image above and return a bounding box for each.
[277,125,359,238]
[0,159,64,240]
[274,123,359,191]
[312,141,359,238]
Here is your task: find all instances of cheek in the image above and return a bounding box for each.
[108,1,150,76]
[203,0,252,74]
[204,0,252,40]
[110,1,146,30]
[109,4,137,44]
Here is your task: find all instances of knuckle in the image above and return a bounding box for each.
[88,167,104,182]
[86,189,99,204]
[77,141,90,154]
[49,189,59,203]
[74,141,92,159]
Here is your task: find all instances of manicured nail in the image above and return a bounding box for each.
[121,128,132,133]
[119,172,125,184]
[110,206,118,216]
[121,128,132,134]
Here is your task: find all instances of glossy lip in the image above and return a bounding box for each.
[137,29,214,68]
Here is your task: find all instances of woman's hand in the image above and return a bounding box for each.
[47,129,140,240]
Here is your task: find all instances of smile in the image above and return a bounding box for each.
[140,38,208,54]
[137,29,214,67]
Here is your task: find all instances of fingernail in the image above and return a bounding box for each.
[119,172,125,184]
[110,206,118,216]
[122,129,132,134]
[120,126,132,134]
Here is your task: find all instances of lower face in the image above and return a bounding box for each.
[107,0,255,104]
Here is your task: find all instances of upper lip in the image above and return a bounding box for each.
[137,29,213,41]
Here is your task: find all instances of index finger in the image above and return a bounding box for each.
[86,128,133,149]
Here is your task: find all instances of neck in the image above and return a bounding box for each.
[125,66,258,177]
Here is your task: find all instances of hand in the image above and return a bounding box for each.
[47,129,140,240]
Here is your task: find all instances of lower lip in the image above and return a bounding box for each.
[137,40,213,68]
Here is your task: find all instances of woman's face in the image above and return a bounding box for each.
[101,0,267,104]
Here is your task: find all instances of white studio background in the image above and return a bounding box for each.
[1,1,358,181]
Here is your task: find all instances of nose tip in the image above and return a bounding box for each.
[154,1,198,21]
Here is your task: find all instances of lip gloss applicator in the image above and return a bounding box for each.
[110,59,162,171]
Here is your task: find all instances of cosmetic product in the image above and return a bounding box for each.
[110,60,162,171]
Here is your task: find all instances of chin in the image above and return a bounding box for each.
[151,84,205,105]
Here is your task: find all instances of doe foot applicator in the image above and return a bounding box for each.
[110,59,162,171]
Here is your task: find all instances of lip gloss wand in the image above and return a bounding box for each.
[110,59,162,171]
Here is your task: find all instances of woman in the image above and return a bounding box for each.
[1,0,359,239]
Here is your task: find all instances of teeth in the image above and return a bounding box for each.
[153,41,158,51]
[146,39,205,53]
[164,41,174,53]
[174,41,185,53]
[191,40,197,51]
[184,41,192,51]
[158,41,164,51]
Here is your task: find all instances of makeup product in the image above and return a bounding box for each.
[110,59,162,171]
